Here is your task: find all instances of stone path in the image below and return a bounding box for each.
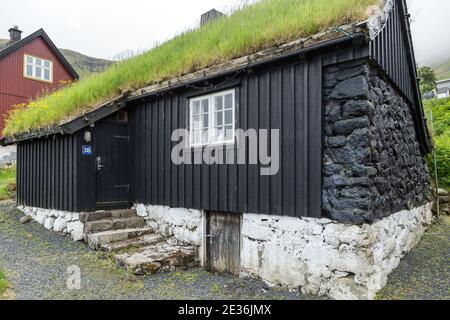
[82,209,200,275]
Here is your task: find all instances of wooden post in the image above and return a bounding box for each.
[430,109,440,219]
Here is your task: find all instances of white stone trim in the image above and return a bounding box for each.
[19,201,432,299]
[240,202,433,300]
[18,206,85,241]
[134,204,205,265]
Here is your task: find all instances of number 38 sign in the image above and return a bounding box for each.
[82,145,92,156]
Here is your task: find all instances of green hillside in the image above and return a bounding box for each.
[60,49,114,78]
[433,58,450,80]
[0,38,8,48]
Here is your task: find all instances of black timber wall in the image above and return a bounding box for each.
[16,131,95,212]
[129,44,369,218]
[369,0,416,103]
[17,134,78,211]
[14,41,370,217]
[369,0,429,152]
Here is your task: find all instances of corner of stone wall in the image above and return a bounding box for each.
[323,58,375,224]
[135,204,204,263]
[18,206,85,241]
[323,59,432,224]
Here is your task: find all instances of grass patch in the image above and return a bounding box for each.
[0,166,16,201]
[3,0,380,136]
[0,268,8,297]
[424,98,450,190]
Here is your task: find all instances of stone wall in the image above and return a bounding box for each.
[323,59,432,224]
[135,204,204,262]
[240,202,433,300]
[18,206,85,241]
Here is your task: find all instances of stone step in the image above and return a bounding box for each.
[87,227,153,250]
[100,234,164,252]
[80,209,137,222]
[84,216,146,233]
[114,242,198,275]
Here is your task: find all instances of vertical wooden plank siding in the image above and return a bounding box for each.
[369,0,416,104]
[15,45,369,218]
[129,57,328,218]
[16,134,79,212]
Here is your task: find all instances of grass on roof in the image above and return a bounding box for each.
[3,0,380,136]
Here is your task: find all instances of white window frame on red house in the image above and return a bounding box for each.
[23,54,53,83]
[189,89,236,148]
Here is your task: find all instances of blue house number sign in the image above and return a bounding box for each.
[82,145,93,156]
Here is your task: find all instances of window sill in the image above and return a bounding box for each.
[23,75,53,84]
[187,142,236,152]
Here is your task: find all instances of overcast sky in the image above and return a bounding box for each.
[0,0,449,66]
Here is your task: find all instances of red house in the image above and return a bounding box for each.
[0,26,79,136]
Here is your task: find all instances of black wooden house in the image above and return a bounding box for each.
[5,0,429,216]
[1,0,433,297]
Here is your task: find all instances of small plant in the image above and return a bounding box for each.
[0,268,8,297]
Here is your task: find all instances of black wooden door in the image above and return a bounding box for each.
[95,122,130,209]
[206,212,241,275]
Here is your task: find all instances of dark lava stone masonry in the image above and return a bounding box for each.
[322,59,432,224]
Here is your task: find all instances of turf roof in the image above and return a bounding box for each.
[3,0,381,137]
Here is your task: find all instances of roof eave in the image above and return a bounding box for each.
[2,24,370,145]
[0,28,79,80]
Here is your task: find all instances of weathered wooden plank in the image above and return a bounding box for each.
[207,212,241,276]
[307,58,323,218]
[270,69,282,215]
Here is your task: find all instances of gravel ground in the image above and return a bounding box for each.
[0,201,316,300]
[1,200,448,300]
[376,215,450,300]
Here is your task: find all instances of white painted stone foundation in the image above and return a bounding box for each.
[240,202,434,300]
[17,202,433,300]
[134,204,204,264]
[18,206,85,241]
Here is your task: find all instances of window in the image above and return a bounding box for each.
[189,89,235,147]
[24,55,53,82]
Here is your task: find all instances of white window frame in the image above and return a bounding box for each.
[23,54,53,83]
[189,89,236,148]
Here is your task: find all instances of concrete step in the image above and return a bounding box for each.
[87,227,153,250]
[84,216,146,233]
[114,242,198,275]
[100,234,164,252]
[80,209,137,222]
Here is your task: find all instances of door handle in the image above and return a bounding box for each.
[96,156,104,171]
